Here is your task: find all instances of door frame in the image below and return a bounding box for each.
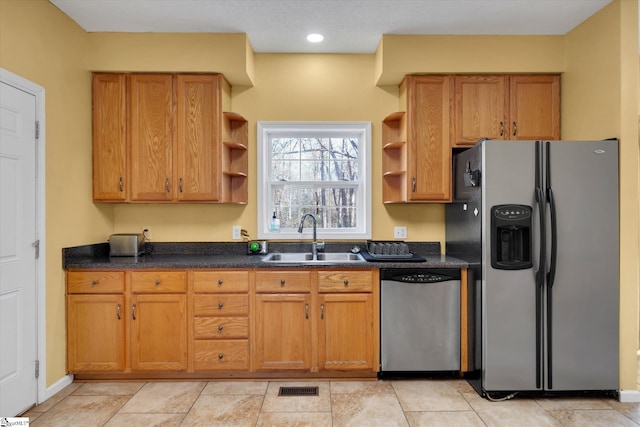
[1,67,46,405]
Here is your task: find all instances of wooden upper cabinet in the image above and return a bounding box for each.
[129,74,174,202]
[92,73,246,204]
[454,75,508,145]
[453,74,560,146]
[405,75,452,202]
[509,75,560,140]
[92,74,127,201]
[175,74,221,202]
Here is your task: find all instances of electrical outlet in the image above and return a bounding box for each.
[143,227,151,241]
[394,226,407,239]
[232,225,242,240]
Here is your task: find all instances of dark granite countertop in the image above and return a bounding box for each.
[63,241,468,270]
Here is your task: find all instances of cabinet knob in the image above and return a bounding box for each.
[343,279,349,286]
[179,178,183,193]
[280,279,285,286]
[412,177,416,192]
[218,353,224,360]
[118,177,123,192]
[218,303,224,309]
[513,121,517,136]
[218,325,224,331]
[154,279,161,286]
[91,280,98,286]
[218,279,223,286]
[165,178,170,193]
[500,121,504,137]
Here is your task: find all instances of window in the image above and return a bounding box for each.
[257,122,371,240]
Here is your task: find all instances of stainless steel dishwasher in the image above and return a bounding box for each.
[380,268,460,372]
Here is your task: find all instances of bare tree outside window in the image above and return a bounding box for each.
[258,122,371,240]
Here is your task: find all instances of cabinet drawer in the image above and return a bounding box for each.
[130,271,186,293]
[255,271,312,293]
[194,295,249,316]
[194,317,248,339]
[318,270,373,293]
[67,271,124,294]
[193,271,249,293]
[193,340,249,371]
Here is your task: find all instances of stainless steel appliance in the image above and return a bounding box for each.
[380,268,460,372]
[446,139,619,397]
[109,233,145,257]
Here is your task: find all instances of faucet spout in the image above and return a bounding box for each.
[298,213,323,260]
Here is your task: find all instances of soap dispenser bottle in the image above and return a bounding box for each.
[270,211,280,232]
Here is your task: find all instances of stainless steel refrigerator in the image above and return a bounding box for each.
[446,139,619,397]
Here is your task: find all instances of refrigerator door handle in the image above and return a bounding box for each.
[534,141,546,390]
[545,141,557,389]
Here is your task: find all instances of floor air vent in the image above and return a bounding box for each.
[278,386,319,397]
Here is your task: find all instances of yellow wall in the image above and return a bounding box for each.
[563,0,639,391]
[1,0,637,392]
[0,0,113,385]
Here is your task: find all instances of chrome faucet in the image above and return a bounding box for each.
[298,213,324,260]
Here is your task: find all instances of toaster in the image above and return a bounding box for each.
[109,233,145,257]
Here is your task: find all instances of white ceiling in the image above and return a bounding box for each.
[49,0,614,54]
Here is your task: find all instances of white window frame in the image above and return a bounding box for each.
[257,121,371,240]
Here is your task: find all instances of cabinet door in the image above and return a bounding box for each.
[254,294,312,371]
[67,295,125,372]
[454,75,508,145]
[175,74,221,201]
[130,294,187,371]
[129,74,174,201]
[509,75,560,140]
[92,74,127,201]
[406,75,452,201]
[318,293,374,371]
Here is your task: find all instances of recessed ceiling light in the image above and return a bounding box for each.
[306,33,324,43]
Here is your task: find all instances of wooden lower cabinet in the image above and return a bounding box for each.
[318,293,374,371]
[67,294,125,372]
[191,270,250,372]
[67,267,379,378]
[130,293,188,371]
[254,293,313,371]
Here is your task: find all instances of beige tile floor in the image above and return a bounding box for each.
[21,378,640,426]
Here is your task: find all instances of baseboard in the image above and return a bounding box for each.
[619,389,640,403]
[41,374,74,403]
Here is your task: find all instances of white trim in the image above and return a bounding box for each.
[0,68,46,405]
[619,389,640,402]
[257,121,372,240]
[42,375,73,403]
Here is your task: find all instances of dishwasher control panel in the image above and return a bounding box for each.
[382,268,461,284]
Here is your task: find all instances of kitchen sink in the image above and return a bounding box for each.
[261,252,365,263]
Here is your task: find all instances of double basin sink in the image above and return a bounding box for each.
[261,252,365,264]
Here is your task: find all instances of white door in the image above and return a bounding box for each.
[0,81,38,416]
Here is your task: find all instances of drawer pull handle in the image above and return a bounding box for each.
[116,304,121,320]
[321,303,325,320]
[132,304,137,320]
[218,353,224,360]
[305,303,309,319]
[179,178,183,193]
[165,178,170,193]
[412,177,416,192]
[218,303,224,309]
[154,280,161,286]
[218,325,224,331]
[280,279,285,286]
[218,279,223,285]
[343,279,349,286]
[118,176,123,192]
[91,280,98,286]
[513,121,517,136]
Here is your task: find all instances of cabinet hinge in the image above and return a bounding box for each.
[32,240,40,259]
[35,360,40,378]
[35,121,40,139]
